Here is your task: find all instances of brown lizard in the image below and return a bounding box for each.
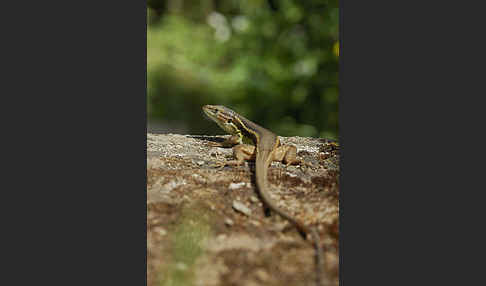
[203,104,325,286]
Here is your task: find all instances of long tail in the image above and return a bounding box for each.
[255,148,325,286]
[254,149,308,235]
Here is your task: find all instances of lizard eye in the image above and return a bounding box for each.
[226,119,232,124]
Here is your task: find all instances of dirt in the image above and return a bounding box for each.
[147,133,340,286]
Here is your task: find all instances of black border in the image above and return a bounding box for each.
[341,1,486,285]
[4,1,147,284]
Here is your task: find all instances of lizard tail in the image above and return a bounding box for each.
[255,148,309,236]
[255,148,326,286]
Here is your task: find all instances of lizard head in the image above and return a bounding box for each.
[202,105,240,135]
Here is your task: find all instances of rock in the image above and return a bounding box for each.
[229,182,246,190]
[224,218,234,226]
[232,201,252,216]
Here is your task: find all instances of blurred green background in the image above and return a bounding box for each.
[147,0,339,139]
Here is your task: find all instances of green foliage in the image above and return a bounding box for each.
[148,0,339,139]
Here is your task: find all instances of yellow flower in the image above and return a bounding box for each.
[333,42,339,57]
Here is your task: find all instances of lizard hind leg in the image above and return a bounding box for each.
[274,145,314,168]
[273,145,302,166]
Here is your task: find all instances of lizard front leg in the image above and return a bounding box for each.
[210,139,256,168]
[223,144,256,167]
[215,144,309,168]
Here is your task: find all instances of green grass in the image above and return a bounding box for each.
[159,206,212,286]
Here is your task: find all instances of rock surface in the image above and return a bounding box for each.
[147,133,340,286]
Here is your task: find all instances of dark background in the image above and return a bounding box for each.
[147,0,339,139]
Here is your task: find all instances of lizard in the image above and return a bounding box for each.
[202,104,325,286]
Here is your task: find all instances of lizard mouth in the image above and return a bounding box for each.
[202,105,219,121]
[202,105,216,114]
[203,105,231,121]
[202,105,239,135]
